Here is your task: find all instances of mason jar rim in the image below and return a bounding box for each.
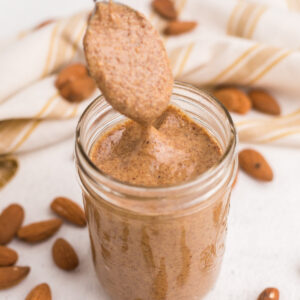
[75,81,237,199]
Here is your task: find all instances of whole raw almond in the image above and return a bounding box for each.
[55,64,87,88]
[25,283,52,300]
[152,0,177,20]
[59,76,96,103]
[248,89,281,115]
[55,63,96,103]
[52,238,79,271]
[213,88,240,112]
[239,149,273,181]
[0,266,30,290]
[164,21,197,35]
[258,287,279,300]
[214,87,252,114]
[0,246,18,266]
[235,89,252,114]
[51,197,86,227]
[17,219,62,243]
[0,204,24,245]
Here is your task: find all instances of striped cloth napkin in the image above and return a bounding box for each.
[1,0,300,156]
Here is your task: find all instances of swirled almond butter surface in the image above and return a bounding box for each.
[84,2,173,124]
[90,105,222,186]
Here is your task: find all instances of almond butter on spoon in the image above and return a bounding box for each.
[84,2,173,124]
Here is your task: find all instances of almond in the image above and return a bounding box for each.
[152,0,177,20]
[248,89,281,115]
[59,76,96,103]
[52,238,79,271]
[17,219,62,243]
[51,197,86,227]
[0,246,18,266]
[258,287,279,300]
[25,283,52,300]
[164,21,197,35]
[239,149,273,181]
[213,87,252,114]
[55,64,87,88]
[0,266,30,290]
[235,90,252,114]
[0,204,24,245]
[55,63,96,103]
[213,88,240,112]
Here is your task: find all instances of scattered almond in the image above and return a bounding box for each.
[235,90,252,114]
[52,238,79,271]
[248,89,281,115]
[0,204,24,245]
[55,63,96,103]
[152,0,177,20]
[60,76,96,102]
[55,64,87,87]
[258,287,280,300]
[239,149,273,181]
[51,197,86,227]
[17,219,62,243]
[213,87,252,114]
[25,283,52,300]
[164,21,197,35]
[0,266,30,290]
[214,88,239,112]
[0,246,18,266]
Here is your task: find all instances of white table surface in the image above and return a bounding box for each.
[1,1,300,299]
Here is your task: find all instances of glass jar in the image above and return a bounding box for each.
[75,82,237,300]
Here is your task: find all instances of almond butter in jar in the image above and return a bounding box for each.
[75,83,237,300]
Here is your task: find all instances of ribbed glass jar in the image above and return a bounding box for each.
[75,82,238,300]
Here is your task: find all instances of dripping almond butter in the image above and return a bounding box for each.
[76,2,237,300]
